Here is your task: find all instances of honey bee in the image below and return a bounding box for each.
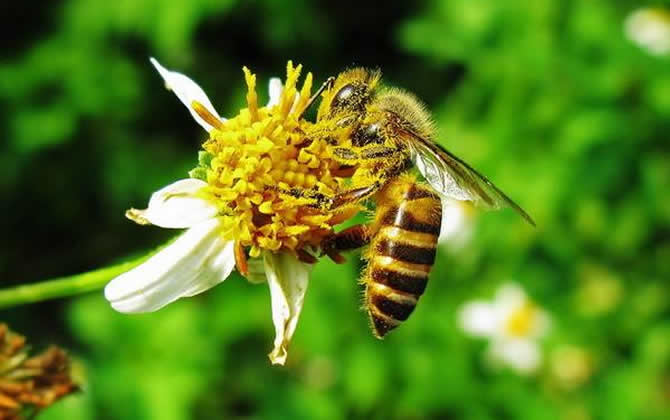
[297,68,535,338]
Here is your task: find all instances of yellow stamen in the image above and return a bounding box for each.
[504,302,538,337]
[193,62,362,256]
[294,72,313,116]
[279,61,302,117]
[243,67,259,122]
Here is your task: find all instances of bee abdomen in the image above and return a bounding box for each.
[379,207,440,235]
[371,266,428,296]
[365,177,441,338]
[367,282,418,338]
[366,255,431,338]
[369,283,417,320]
[375,238,436,265]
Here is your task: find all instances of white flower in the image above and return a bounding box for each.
[438,198,474,249]
[625,8,670,56]
[104,58,307,365]
[458,283,551,374]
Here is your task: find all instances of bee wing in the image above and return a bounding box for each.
[401,129,535,226]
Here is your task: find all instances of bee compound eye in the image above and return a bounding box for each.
[332,84,355,108]
[366,123,380,136]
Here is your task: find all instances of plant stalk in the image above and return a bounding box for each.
[0,245,167,310]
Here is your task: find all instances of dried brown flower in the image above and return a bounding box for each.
[0,324,77,420]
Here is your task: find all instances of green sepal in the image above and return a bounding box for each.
[189,167,208,181]
[198,151,214,167]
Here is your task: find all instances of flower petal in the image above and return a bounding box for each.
[104,218,235,313]
[438,198,472,248]
[439,199,466,240]
[267,78,283,107]
[265,76,300,113]
[150,57,224,131]
[489,338,542,375]
[493,282,527,318]
[625,9,670,56]
[263,251,311,365]
[459,301,498,337]
[126,179,218,229]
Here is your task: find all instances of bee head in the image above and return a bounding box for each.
[317,67,381,122]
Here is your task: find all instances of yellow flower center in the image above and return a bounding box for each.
[191,62,357,258]
[504,302,538,337]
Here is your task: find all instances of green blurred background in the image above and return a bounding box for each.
[2,0,669,419]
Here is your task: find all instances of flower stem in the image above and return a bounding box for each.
[0,243,170,310]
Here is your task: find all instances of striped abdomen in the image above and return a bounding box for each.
[365,177,442,338]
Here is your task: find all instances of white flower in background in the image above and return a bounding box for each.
[459,283,551,374]
[625,7,670,56]
[438,198,474,248]
[104,58,324,365]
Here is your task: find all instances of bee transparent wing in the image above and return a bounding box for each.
[403,130,535,226]
[411,140,474,202]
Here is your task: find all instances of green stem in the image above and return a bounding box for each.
[0,244,169,310]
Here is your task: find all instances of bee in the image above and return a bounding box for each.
[298,68,535,338]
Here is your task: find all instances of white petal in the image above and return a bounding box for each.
[267,78,283,107]
[181,239,236,297]
[438,199,473,250]
[493,282,527,319]
[104,218,235,313]
[150,57,224,131]
[439,199,467,241]
[459,301,498,337]
[489,339,542,375]
[625,10,670,55]
[245,258,267,284]
[263,251,311,365]
[126,179,218,229]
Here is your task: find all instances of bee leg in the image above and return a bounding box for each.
[297,76,336,119]
[328,152,410,210]
[332,147,361,165]
[272,185,331,210]
[321,224,371,263]
[330,183,381,209]
[330,164,357,178]
[296,248,319,264]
